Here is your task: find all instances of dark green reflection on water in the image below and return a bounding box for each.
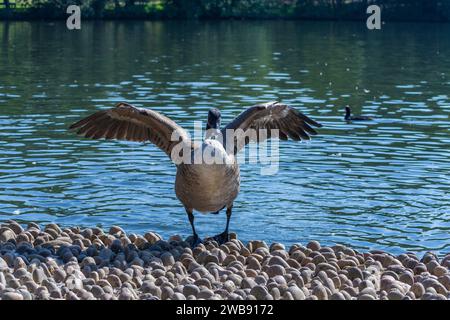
[0,21,449,254]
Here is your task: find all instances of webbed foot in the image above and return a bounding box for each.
[190,234,203,248]
[211,231,229,245]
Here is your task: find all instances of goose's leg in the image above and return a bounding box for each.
[186,208,202,247]
[212,205,232,245]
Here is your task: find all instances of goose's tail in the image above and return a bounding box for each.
[210,205,226,215]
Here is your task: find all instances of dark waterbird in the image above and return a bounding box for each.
[69,101,321,246]
[344,106,373,121]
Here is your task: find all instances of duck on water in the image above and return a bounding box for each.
[344,106,373,121]
[69,101,322,246]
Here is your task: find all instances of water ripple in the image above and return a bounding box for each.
[0,21,449,255]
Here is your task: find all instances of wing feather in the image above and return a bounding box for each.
[223,101,321,154]
[104,120,120,140]
[69,102,190,158]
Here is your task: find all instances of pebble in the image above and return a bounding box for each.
[183,284,200,297]
[171,292,186,300]
[118,287,133,300]
[387,289,404,300]
[161,252,175,266]
[32,268,47,284]
[433,266,447,277]
[241,277,257,289]
[0,221,448,300]
[266,265,285,277]
[312,284,328,300]
[198,289,214,299]
[359,287,377,298]
[287,285,305,300]
[399,272,414,286]
[0,229,16,242]
[347,267,363,281]
[250,285,269,300]
[306,241,320,251]
[54,269,67,283]
[0,257,8,270]
[410,282,425,298]
[2,291,24,300]
[330,292,346,300]
[268,256,289,268]
[161,286,174,300]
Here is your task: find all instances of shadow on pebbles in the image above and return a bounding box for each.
[0,220,449,300]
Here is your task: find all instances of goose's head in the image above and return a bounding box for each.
[344,106,351,120]
[206,108,221,139]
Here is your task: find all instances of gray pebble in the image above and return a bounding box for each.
[312,284,328,300]
[347,267,363,281]
[306,241,320,251]
[387,289,404,300]
[197,289,214,299]
[330,292,346,300]
[171,292,186,300]
[241,277,257,289]
[118,287,134,300]
[266,265,285,277]
[183,284,200,297]
[161,252,175,267]
[250,285,269,300]
[287,286,305,300]
[2,291,24,300]
[32,268,47,284]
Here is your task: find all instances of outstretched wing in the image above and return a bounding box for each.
[69,102,190,158]
[223,101,322,154]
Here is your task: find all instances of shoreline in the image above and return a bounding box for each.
[0,220,449,300]
[1,17,450,23]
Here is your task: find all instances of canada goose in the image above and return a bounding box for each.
[344,106,373,121]
[69,101,322,246]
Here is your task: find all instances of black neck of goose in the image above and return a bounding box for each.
[206,121,221,139]
[206,109,221,136]
[345,107,351,120]
[206,122,220,131]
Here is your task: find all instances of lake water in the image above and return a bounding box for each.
[0,20,449,255]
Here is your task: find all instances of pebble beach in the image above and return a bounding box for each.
[0,220,449,300]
